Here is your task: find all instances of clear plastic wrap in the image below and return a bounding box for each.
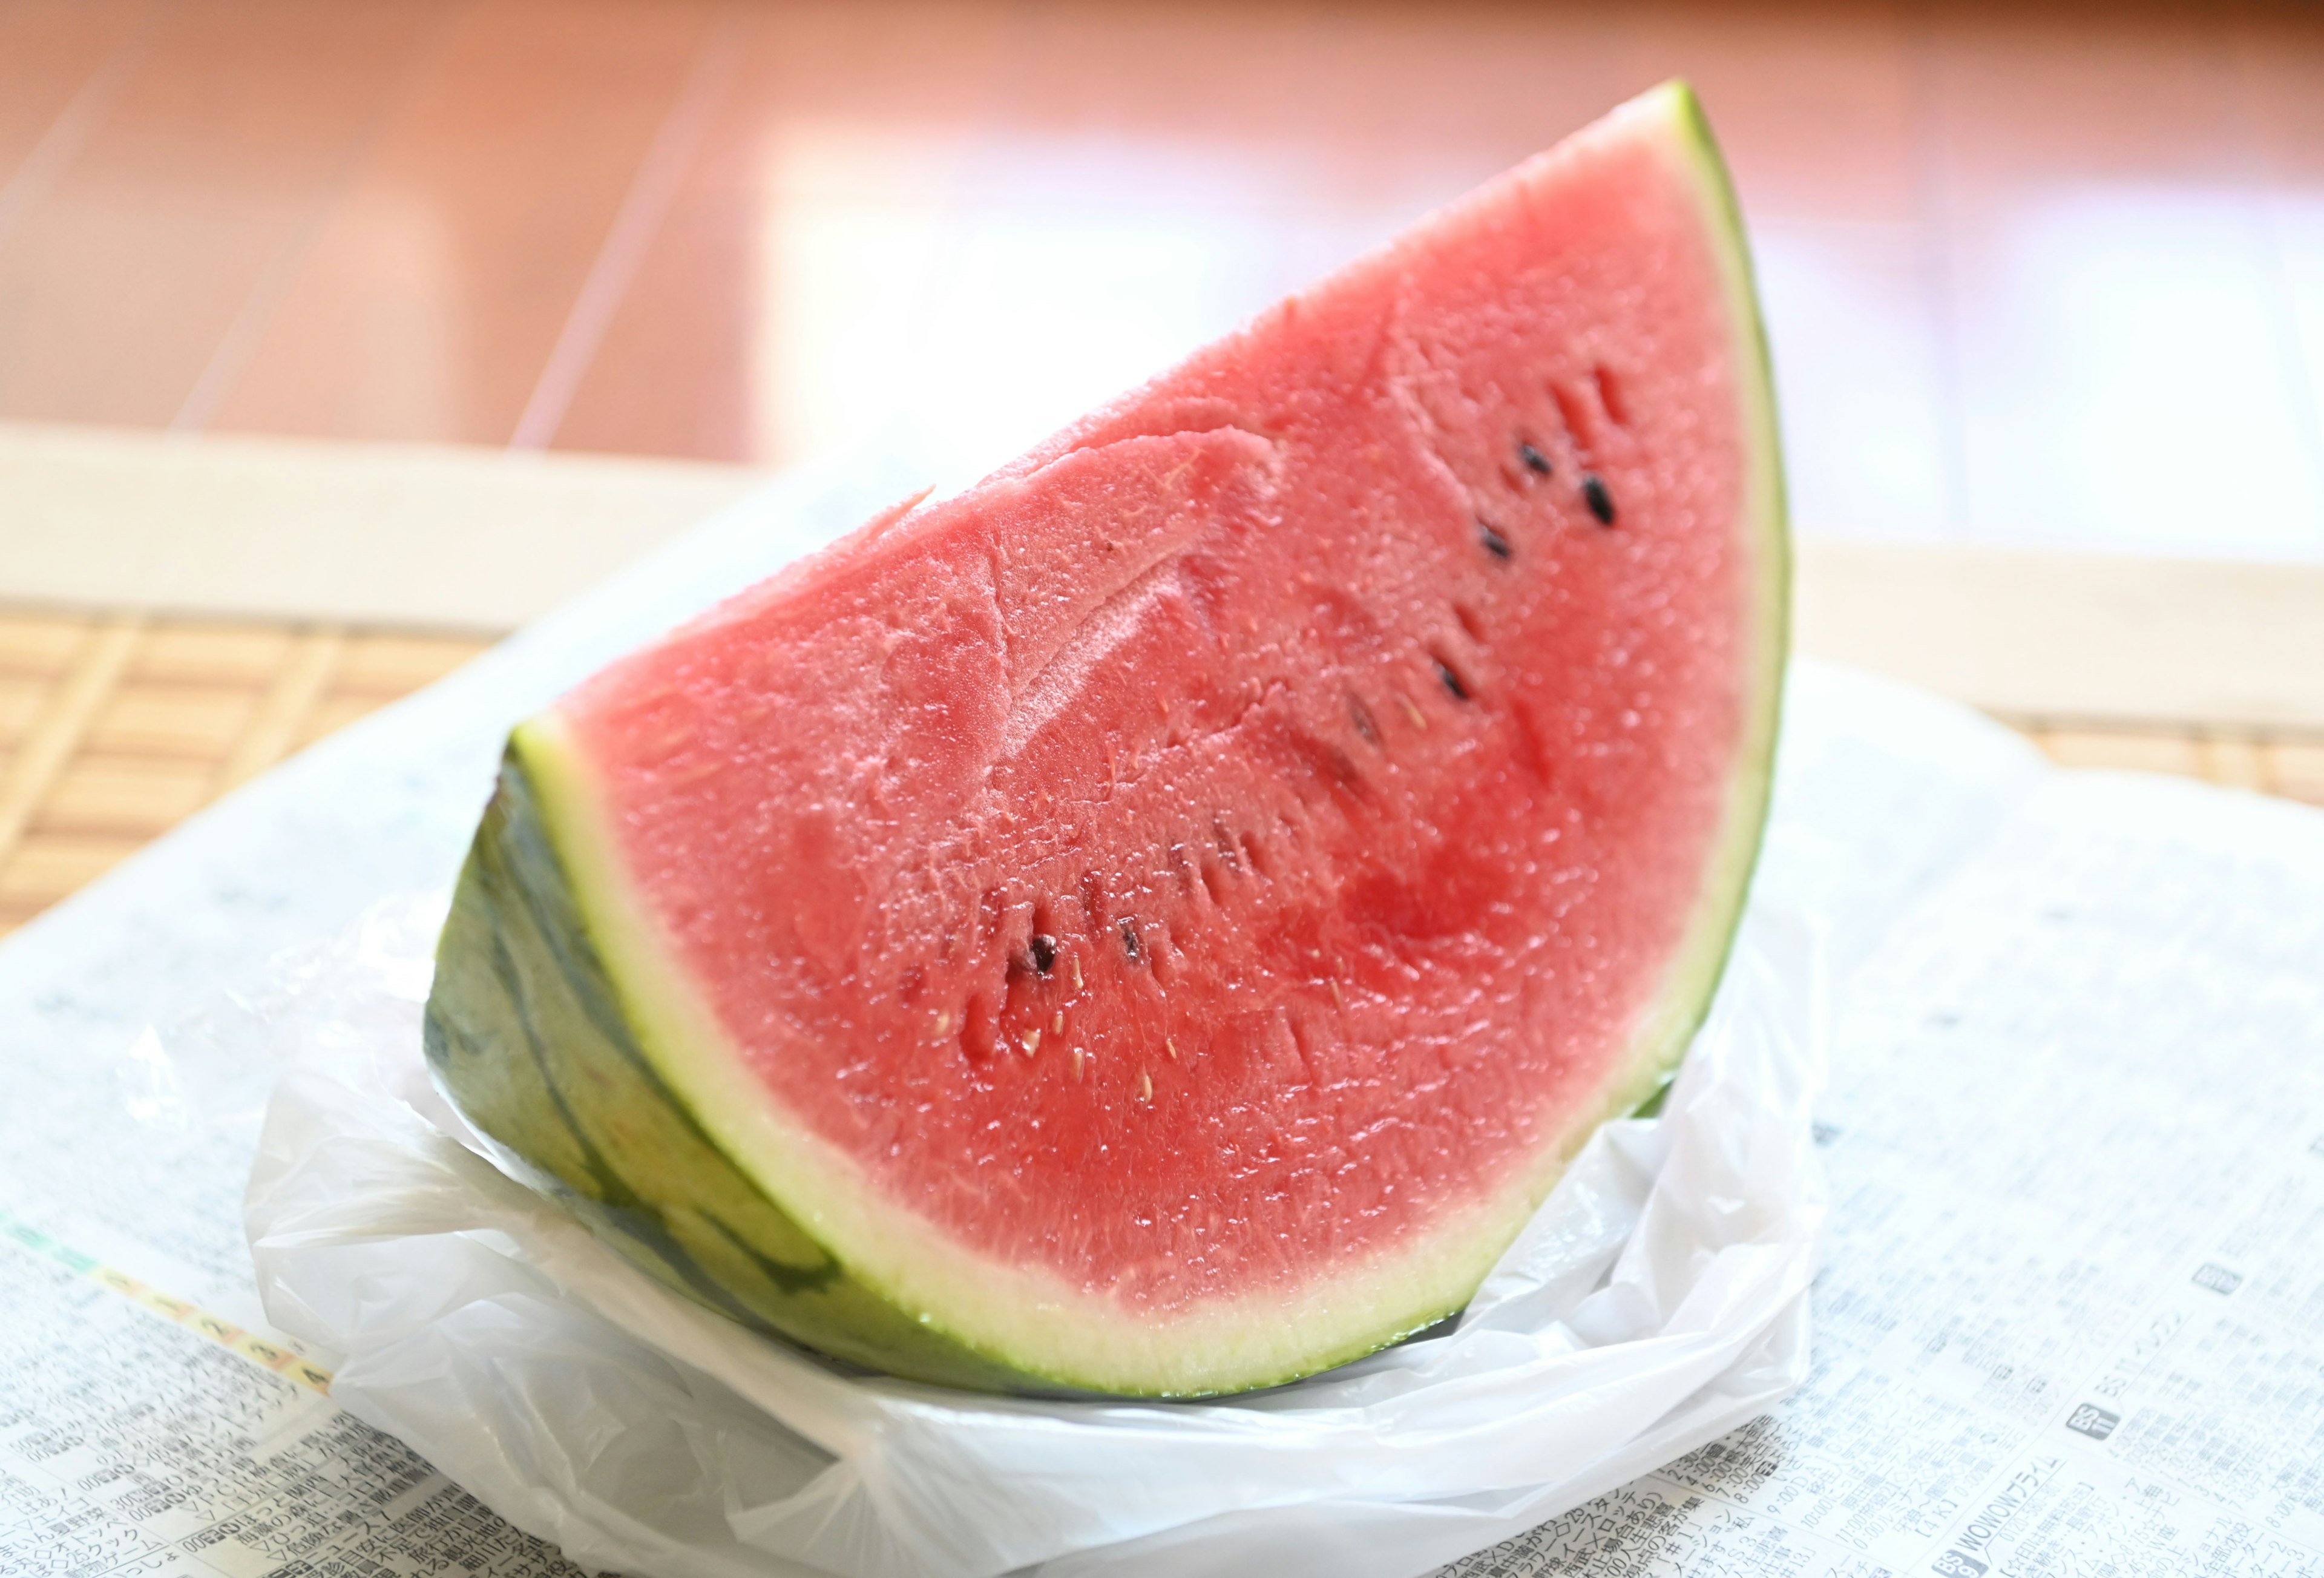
[243,896,1823,1578]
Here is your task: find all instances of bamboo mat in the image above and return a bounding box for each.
[3,607,2322,941]
[0,610,485,938]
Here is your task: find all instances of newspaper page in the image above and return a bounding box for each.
[1,444,2320,1576]
[0,968,586,1577]
[1438,770,2324,1578]
[0,462,917,1578]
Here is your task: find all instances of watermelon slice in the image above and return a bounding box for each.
[426,81,1786,1398]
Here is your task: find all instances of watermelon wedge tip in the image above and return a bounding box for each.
[425,79,1788,1397]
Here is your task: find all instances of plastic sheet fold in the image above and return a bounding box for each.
[243,896,1825,1578]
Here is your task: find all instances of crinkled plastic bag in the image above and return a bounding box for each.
[244,895,1825,1578]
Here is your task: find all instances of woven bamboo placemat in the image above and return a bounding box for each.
[3,607,2321,941]
[0,610,485,938]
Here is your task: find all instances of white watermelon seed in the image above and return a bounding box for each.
[1139,1071,1154,1102]
[1399,695,1427,731]
[1022,1028,1042,1054]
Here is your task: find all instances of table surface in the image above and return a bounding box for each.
[7,0,2323,937]
[4,603,2320,943]
[0,0,2320,562]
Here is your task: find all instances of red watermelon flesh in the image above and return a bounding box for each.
[427,81,1785,1396]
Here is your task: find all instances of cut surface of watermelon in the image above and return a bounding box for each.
[427,81,1787,1397]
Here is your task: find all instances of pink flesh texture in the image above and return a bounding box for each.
[559,123,1750,1317]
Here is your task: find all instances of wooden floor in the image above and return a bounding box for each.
[2,606,2320,941]
[1,0,2321,558]
[5,1,2320,935]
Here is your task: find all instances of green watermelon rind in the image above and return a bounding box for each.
[423,79,1788,1399]
[425,743,1040,1392]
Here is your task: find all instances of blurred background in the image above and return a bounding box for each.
[2,0,2322,933]
[7,0,2323,545]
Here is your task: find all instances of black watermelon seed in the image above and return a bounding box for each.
[1119,918,1142,962]
[1518,442,1552,476]
[1028,934,1058,975]
[1350,695,1379,743]
[1477,522,1512,560]
[1581,474,1616,525]
[1433,657,1471,701]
